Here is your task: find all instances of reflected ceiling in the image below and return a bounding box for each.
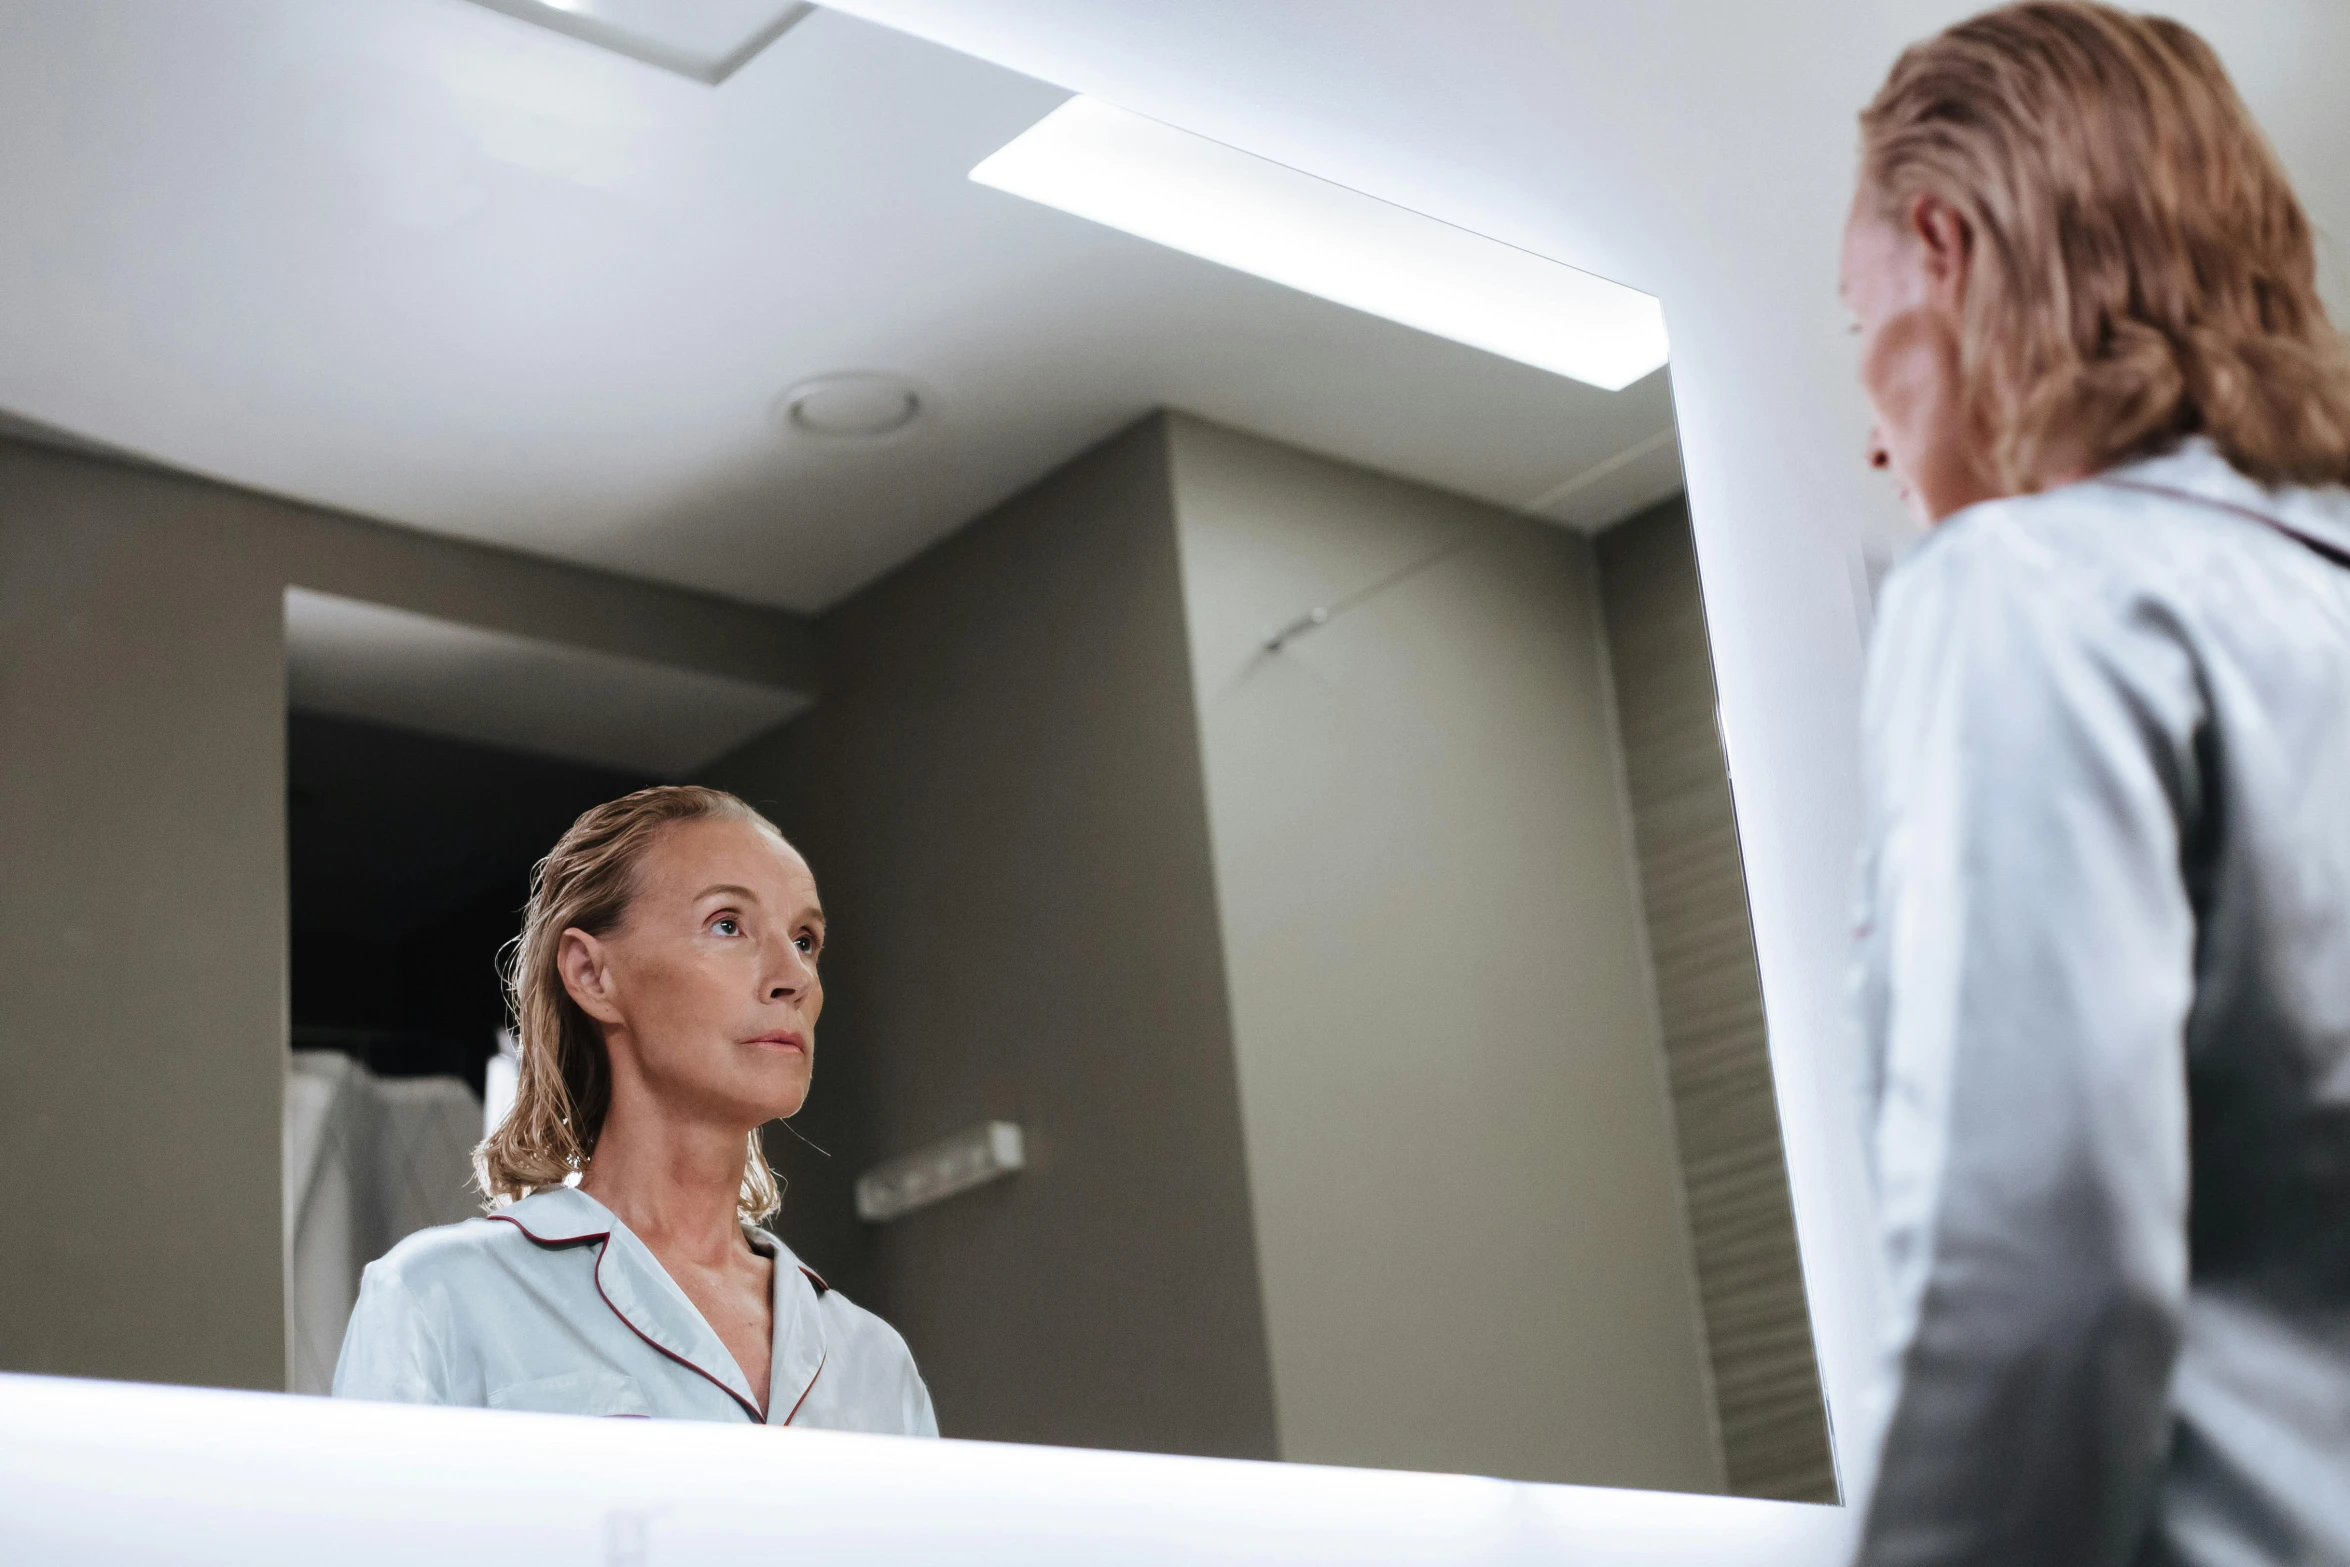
[0,0,1678,612]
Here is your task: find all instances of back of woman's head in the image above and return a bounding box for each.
[474,784,785,1221]
[1860,1,2350,491]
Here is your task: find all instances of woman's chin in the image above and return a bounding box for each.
[749,1070,814,1126]
[684,1065,811,1131]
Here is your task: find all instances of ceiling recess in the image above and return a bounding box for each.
[460,0,815,85]
[779,373,925,438]
[283,588,810,777]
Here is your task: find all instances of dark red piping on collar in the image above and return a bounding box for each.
[2100,477,2350,570]
[783,1351,826,1424]
[485,1212,607,1247]
[489,1212,777,1425]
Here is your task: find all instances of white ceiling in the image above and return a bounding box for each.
[0,0,1680,617]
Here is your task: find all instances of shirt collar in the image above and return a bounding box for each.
[495,1186,827,1423]
[494,1183,608,1241]
[2100,436,2350,558]
[747,1226,830,1423]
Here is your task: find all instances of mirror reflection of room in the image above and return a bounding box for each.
[282,696,684,1394]
[0,0,1829,1503]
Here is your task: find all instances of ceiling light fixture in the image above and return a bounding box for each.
[970,97,1668,393]
[462,0,815,85]
[777,373,924,438]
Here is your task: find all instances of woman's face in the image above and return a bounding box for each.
[564,816,826,1129]
[1839,191,2000,527]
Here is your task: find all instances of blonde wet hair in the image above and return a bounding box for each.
[1859,1,2350,492]
[474,785,787,1223]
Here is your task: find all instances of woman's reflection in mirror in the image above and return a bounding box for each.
[333,786,936,1433]
[1840,5,2350,1565]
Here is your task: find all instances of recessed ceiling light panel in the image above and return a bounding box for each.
[777,373,924,438]
[971,97,1669,392]
[462,0,815,85]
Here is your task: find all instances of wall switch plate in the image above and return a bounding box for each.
[855,1121,1025,1223]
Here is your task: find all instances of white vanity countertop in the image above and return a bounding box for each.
[0,1372,1852,1566]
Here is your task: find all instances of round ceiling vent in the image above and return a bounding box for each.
[777,372,923,438]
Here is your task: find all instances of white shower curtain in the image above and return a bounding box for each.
[283,1051,482,1395]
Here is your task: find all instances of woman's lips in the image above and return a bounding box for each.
[748,1031,807,1053]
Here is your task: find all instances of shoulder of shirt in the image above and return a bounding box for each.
[813,1282,919,1362]
[1882,438,2349,622]
[363,1204,564,1291]
[1894,482,2122,584]
[749,1226,921,1369]
[361,1193,606,1296]
[1880,470,2224,634]
[381,1184,622,1274]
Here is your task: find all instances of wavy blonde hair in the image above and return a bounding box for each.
[1859,1,2350,492]
[474,785,786,1223]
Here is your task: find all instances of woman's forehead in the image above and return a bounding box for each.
[646,817,815,901]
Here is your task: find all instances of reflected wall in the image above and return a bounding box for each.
[1167,416,1717,1488]
[705,411,1831,1495]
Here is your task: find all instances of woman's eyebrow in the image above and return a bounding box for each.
[693,883,760,904]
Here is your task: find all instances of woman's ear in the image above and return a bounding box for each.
[557,928,626,1026]
[1907,191,1973,311]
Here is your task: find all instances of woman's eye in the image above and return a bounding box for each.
[795,933,820,957]
[712,917,741,937]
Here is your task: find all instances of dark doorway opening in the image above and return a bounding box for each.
[286,712,658,1093]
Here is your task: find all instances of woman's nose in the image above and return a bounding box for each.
[764,939,814,1000]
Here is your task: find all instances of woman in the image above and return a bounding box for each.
[1842,5,2349,1565]
[334,786,936,1434]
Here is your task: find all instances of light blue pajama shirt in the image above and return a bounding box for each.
[334,1184,937,1435]
[1851,439,2350,1567]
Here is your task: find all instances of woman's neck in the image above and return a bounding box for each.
[579,1074,753,1267]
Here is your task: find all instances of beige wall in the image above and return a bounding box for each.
[1163,415,1723,1492]
[0,436,814,1390]
[706,419,1281,1459]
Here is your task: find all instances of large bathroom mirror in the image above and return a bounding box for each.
[0,0,1829,1505]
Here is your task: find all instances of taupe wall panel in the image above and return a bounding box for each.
[0,450,288,1390]
[0,436,815,1390]
[709,418,1280,1459]
[1595,496,1835,1502]
[1164,416,1722,1492]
